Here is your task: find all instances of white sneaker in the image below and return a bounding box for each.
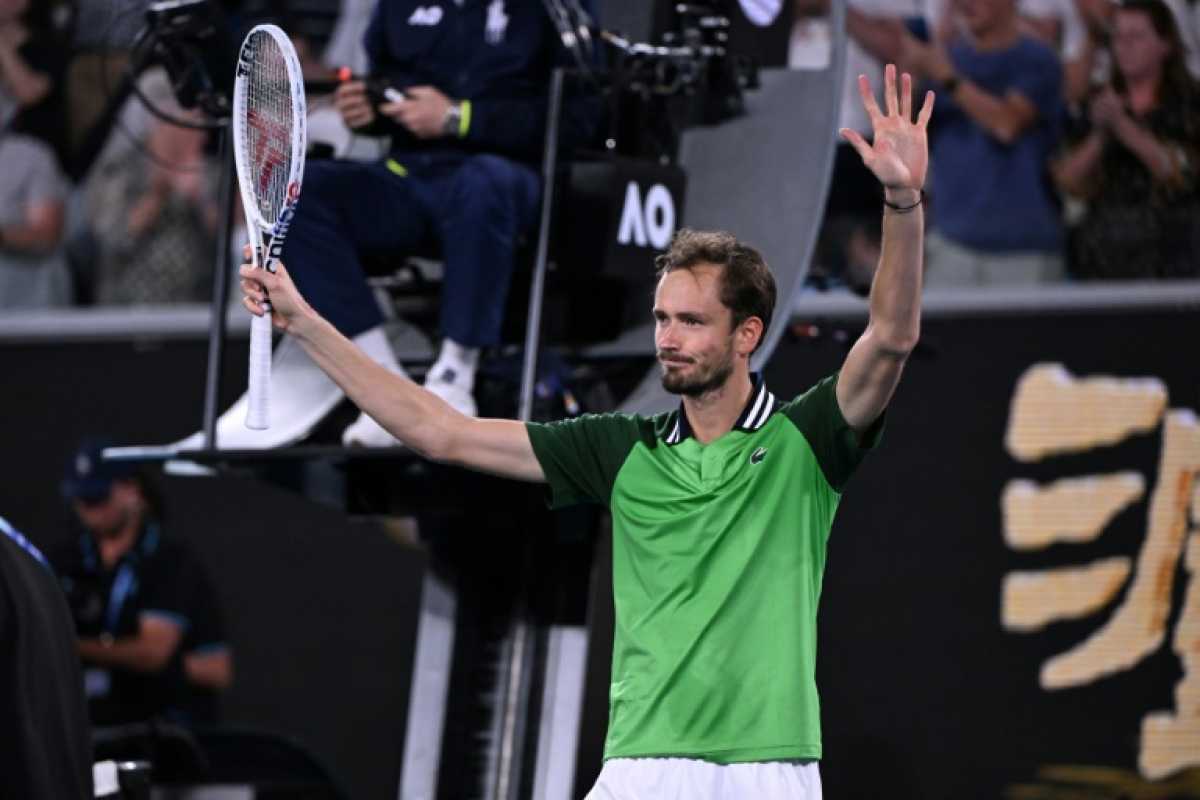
[172,334,344,453]
[341,410,401,447]
[424,370,477,417]
[340,326,412,448]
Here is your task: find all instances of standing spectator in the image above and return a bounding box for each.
[51,439,233,727]
[0,0,69,166]
[0,132,71,308]
[84,103,219,305]
[1053,0,1199,279]
[907,0,1065,286]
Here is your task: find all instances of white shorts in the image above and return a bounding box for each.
[583,757,822,800]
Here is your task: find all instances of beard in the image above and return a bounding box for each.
[659,348,736,397]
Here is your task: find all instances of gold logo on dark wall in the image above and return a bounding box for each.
[1002,364,1200,781]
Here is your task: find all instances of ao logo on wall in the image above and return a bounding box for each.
[617,182,676,251]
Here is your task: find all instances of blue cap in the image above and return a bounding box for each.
[61,437,138,502]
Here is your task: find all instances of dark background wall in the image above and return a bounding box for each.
[2,301,1198,798]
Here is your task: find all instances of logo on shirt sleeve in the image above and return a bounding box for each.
[750,447,768,465]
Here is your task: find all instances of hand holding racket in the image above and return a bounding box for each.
[239,246,314,333]
[232,24,306,430]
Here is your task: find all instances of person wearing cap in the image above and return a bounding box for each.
[49,438,233,727]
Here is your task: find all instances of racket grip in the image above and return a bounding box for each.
[246,312,273,430]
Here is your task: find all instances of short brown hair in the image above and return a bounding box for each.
[654,229,776,352]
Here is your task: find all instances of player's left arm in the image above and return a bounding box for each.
[835,65,933,434]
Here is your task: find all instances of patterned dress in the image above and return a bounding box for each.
[1068,88,1200,280]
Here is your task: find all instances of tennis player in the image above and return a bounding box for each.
[241,65,931,799]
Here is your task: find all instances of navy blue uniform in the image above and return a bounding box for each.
[282,0,595,346]
[50,523,230,726]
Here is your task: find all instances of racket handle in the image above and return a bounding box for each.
[246,311,273,430]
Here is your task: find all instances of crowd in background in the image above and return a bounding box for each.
[796,0,1199,290]
[0,0,1197,312]
[0,0,357,311]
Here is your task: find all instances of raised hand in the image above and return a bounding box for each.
[840,64,934,192]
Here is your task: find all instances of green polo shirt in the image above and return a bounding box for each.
[525,372,882,764]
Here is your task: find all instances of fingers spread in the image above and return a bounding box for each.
[917,89,935,128]
[858,74,883,121]
[884,63,898,117]
[839,127,872,163]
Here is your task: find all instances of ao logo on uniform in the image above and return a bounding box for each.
[738,0,782,26]
[617,181,676,251]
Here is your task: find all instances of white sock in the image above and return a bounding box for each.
[428,338,479,390]
[353,326,410,379]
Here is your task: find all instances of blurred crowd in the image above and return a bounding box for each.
[0,0,1196,313]
[794,0,1200,291]
[0,0,364,311]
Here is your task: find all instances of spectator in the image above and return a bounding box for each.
[0,515,93,800]
[790,0,921,294]
[0,0,69,166]
[906,0,1065,286]
[50,439,233,727]
[1053,0,1199,279]
[192,0,599,450]
[0,132,71,309]
[83,99,219,305]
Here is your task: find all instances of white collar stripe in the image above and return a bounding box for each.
[754,393,777,428]
[741,384,767,430]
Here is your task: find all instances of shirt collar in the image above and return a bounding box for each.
[663,373,778,445]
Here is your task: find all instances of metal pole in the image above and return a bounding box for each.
[496,67,566,800]
[202,127,236,448]
[518,68,565,423]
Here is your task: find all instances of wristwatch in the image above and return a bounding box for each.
[442,102,464,138]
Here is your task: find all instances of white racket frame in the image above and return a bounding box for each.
[232,23,307,431]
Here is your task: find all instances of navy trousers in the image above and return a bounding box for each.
[281,154,540,346]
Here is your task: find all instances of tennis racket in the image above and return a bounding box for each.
[232,24,306,430]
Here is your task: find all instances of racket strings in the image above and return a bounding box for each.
[242,31,294,225]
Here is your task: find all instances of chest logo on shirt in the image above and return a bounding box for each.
[408,5,443,26]
[750,446,768,465]
[485,0,509,44]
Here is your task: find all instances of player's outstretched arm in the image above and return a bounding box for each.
[239,257,545,481]
[835,64,933,433]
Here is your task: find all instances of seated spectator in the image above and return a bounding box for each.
[0,132,71,309]
[84,94,219,305]
[194,0,598,450]
[0,0,69,166]
[906,0,1065,287]
[1053,0,1199,279]
[50,439,233,727]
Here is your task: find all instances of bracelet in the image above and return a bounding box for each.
[883,189,925,213]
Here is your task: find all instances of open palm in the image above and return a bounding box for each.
[840,64,934,191]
